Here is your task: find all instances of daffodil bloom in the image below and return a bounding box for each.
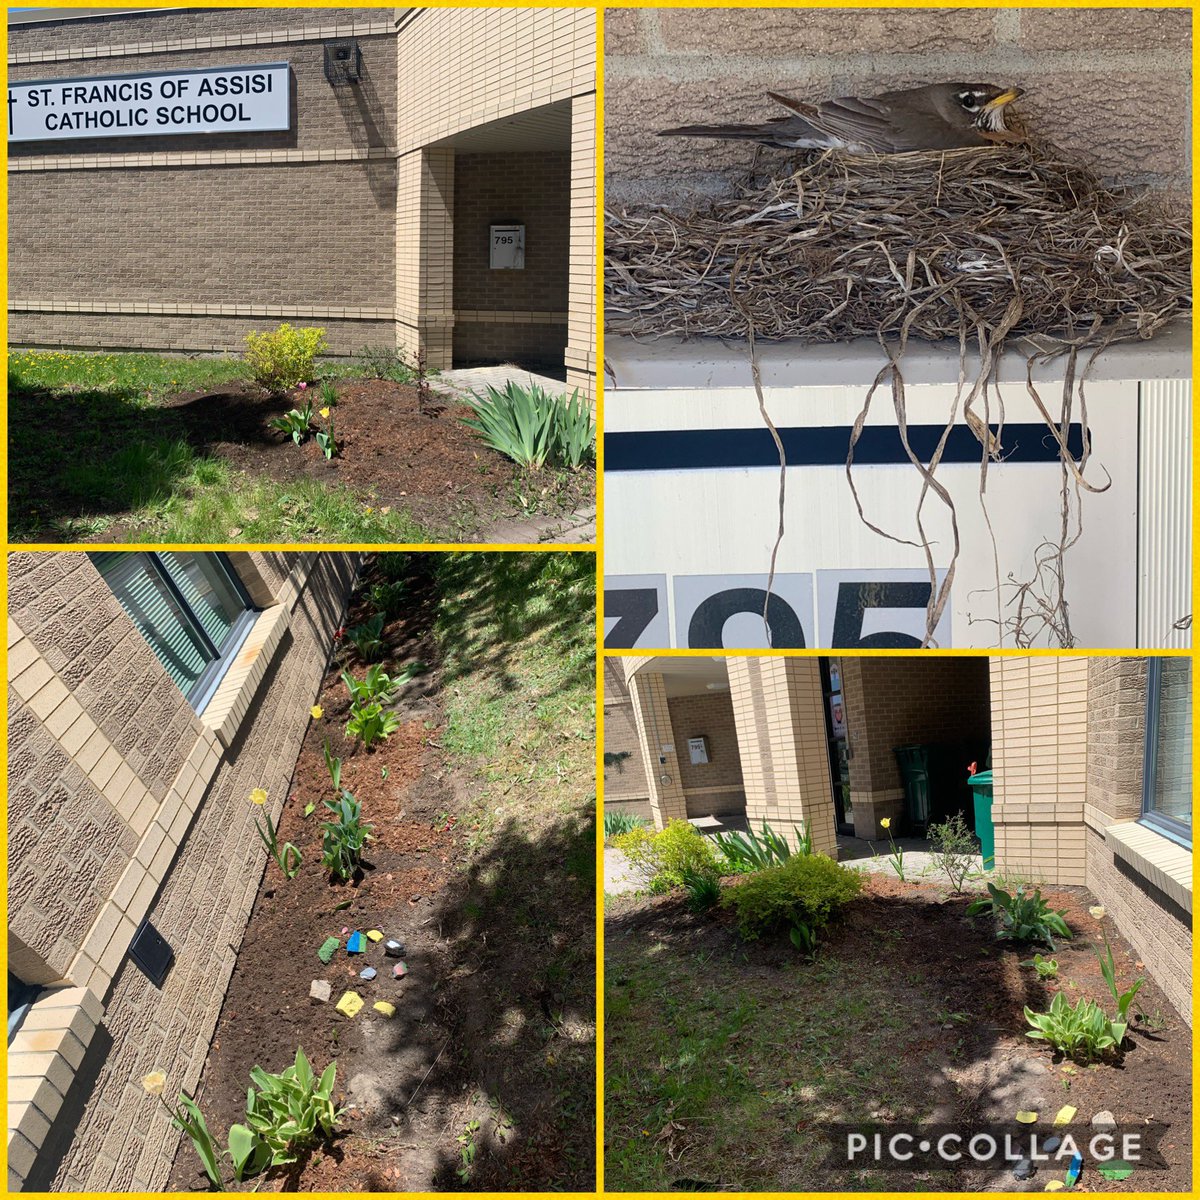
[311,705,324,720]
[249,788,268,806]
[319,407,331,419]
[880,817,891,829]
[141,1070,167,1096]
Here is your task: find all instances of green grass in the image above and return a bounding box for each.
[605,923,940,1191]
[8,348,432,542]
[9,347,246,401]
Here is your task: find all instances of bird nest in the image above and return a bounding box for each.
[605,145,1192,649]
[605,144,1190,348]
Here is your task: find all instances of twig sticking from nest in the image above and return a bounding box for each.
[605,144,1190,646]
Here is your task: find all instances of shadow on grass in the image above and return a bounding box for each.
[8,381,286,537]
[357,811,597,1191]
[429,551,596,699]
[603,886,1055,1192]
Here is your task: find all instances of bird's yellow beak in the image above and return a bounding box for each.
[984,87,1024,111]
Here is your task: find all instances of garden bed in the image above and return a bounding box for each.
[605,872,1190,1192]
[8,352,594,543]
[167,554,596,1191]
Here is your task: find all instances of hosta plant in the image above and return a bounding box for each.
[345,612,386,662]
[345,699,401,749]
[967,883,1072,949]
[1025,992,1126,1062]
[1020,952,1060,980]
[269,400,315,445]
[320,790,374,881]
[245,1047,343,1165]
[342,661,423,707]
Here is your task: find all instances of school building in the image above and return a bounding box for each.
[8,6,597,393]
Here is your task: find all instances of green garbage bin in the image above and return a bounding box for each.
[893,744,931,829]
[968,769,995,870]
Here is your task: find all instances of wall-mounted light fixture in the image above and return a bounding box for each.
[324,39,362,86]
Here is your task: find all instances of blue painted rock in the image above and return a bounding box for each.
[360,967,377,981]
[347,931,365,954]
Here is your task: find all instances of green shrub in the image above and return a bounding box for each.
[603,809,649,840]
[721,854,863,940]
[1025,992,1125,1062]
[244,324,328,393]
[681,867,721,913]
[345,613,386,662]
[460,382,595,472]
[612,819,719,894]
[244,1047,343,1166]
[355,344,418,384]
[713,820,811,873]
[967,883,1072,949]
[927,812,979,893]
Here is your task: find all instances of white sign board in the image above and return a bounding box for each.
[8,63,290,142]
[490,225,525,269]
[604,379,1143,649]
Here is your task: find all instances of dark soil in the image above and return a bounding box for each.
[158,379,592,537]
[167,560,595,1191]
[606,873,1190,1192]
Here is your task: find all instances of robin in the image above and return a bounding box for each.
[659,82,1025,154]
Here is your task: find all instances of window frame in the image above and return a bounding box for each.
[1140,657,1192,850]
[92,552,258,713]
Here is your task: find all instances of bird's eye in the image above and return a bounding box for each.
[958,92,980,110]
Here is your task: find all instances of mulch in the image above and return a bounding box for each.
[606,872,1191,1192]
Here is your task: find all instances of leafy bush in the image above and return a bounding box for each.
[928,812,979,893]
[1025,992,1126,1062]
[245,324,328,393]
[345,613,386,662]
[320,791,374,880]
[244,1047,343,1166]
[967,883,1072,949]
[612,818,719,894]
[681,867,721,912]
[721,853,863,940]
[713,820,811,873]
[342,662,399,706]
[604,809,649,840]
[345,700,400,749]
[460,382,595,472]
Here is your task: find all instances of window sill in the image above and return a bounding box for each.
[200,604,290,749]
[1104,820,1192,915]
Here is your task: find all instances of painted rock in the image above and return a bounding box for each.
[347,931,366,954]
[1091,1111,1116,1131]
[309,979,332,1002]
[1064,1153,1083,1187]
[366,930,384,942]
[1013,1158,1036,1181]
[384,939,406,957]
[360,967,377,981]
[393,961,408,979]
[373,1001,396,1018]
[317,937,340,964]
[1043,1136,1062,1153]
[336,991,364,1019]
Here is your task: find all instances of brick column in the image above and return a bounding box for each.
[395,147,455,369]
[627,671,688,827]
[990,657,1088,884]
[565,92,596,400]
[727,657,836,854]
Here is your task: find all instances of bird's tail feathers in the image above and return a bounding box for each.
[658,122,782,141]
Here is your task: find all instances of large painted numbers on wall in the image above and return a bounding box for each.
[603,575,669,649]
[673,573,813,648]
[815,569,950,648]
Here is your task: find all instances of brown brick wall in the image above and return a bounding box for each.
[452,150,570,366]
[11,552,360,1191]
[605,7,1192,206]
[665,692,743,793]
[839,657,991,807]
[603,665,650,804]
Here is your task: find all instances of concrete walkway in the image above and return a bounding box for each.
[430,363,569,401]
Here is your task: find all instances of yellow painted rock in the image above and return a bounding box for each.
[1053,1105,1077,1125]
[367,930,384,942]
[1044,1182,1063,1191]
[336,990,364,1018]
[1015,1110,1038,1124]
[373,1001,396,1018]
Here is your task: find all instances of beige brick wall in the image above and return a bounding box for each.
[727,657,835,853]
[839,657,990,837]
[7,551,360,1191]
[989,656,1089,885]
[605,7,1192,206]
[626,670,690,827]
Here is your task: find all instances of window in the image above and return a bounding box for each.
[1142,658,1192,848]
[89,552,257,712]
